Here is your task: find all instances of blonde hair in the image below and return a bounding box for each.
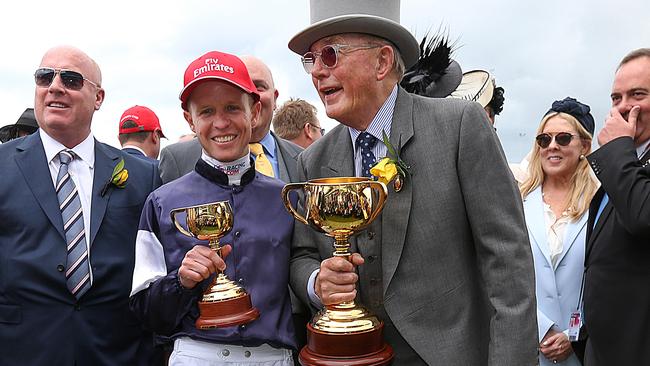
[520,112,598,220]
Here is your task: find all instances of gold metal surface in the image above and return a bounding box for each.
[170,201,248,302]
[312,304,382,333]
[282,177,387,256]
[282,178,388,334]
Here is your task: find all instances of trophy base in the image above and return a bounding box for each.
[195,292,260,329]
[299,322,393,366]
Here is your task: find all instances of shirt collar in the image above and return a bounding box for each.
[348,85,397,146]
[40,129,95,168]
[258,131,276,158]
[122,145,147,156]
[636,138,650,158]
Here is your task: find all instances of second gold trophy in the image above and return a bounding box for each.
[171,201,259,329]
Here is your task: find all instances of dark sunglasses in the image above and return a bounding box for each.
[301,43,380,73]
[535,132,579,148]
[34,67,99,91]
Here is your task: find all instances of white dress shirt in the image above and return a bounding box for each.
[40,129,95,281]
[542,203,570,268]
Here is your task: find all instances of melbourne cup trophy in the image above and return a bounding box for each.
[283,177,392,365]
[170,200,259,329]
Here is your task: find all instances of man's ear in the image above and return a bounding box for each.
[272,88,279,111]
[376,45,394,81]
[94,88,105,110]
[250,100,262,128]
[183,110,195,132]
[303,123,314,139]
[150,130,160,144]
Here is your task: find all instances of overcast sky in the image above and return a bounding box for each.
[1,0,648,162]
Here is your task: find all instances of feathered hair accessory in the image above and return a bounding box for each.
[400,32,462,98]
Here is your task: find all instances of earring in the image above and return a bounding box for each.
[579,154,585,160]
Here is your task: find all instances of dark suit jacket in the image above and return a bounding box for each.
[584,137,650,365]
[122,147,160,170]
[159,132,302,184]
[290,88,538,365]
[0,133,162,365]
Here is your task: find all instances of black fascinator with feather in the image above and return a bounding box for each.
[400,32,462,98]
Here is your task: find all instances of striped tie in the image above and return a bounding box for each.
[56,150,91,299]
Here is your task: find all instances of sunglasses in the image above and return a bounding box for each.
[535,132,579,148]
[301,44,380,73]
[34,67,99,91]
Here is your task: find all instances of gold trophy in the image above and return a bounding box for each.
[282,177,392,366]
[170,201,259,329]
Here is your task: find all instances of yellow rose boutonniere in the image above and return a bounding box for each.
[370,157,398,185]
[370,131,410,192]
[100,158,129,196]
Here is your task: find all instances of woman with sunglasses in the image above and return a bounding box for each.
[519,97,599,366]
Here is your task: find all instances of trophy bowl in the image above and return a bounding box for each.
[170,200,259,329]
[282,177,393,365]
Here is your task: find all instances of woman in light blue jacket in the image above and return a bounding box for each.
[520,97,598,365]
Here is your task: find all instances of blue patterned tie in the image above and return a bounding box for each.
[357,132,378,178]
[56,150,91,299]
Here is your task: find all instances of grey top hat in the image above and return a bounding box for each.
[0,108,38,143]
[288,0,420,68]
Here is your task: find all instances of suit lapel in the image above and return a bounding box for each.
[272,131,301,183]
[557,212,587,266]
[586,187,614,261]
[586,188,603,243]
[90,141,120,246]
[381,89,415,295]
[14,134,66,239]
[523,187,553,267]
[324,127,355,176]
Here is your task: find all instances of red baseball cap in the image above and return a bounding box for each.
[179,50,260,109]
[119,105,166,138]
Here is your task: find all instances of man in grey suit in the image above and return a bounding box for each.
[159,56,302,184]
[287,1,538,364]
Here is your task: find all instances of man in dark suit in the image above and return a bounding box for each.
[159,55,302,184]
[118,104,165,162]
[287,0,538,364]
[584,48,650,365]
[0,45,161,365]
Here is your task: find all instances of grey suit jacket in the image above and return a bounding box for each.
[290,88,538,365]
[159,132,302,184]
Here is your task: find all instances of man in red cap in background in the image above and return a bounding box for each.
[118,105,165,161]
[129,50,296,366]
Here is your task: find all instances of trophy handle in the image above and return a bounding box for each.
[366,181,388,223]
[282,183,309,225]
[170,208,195,238]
